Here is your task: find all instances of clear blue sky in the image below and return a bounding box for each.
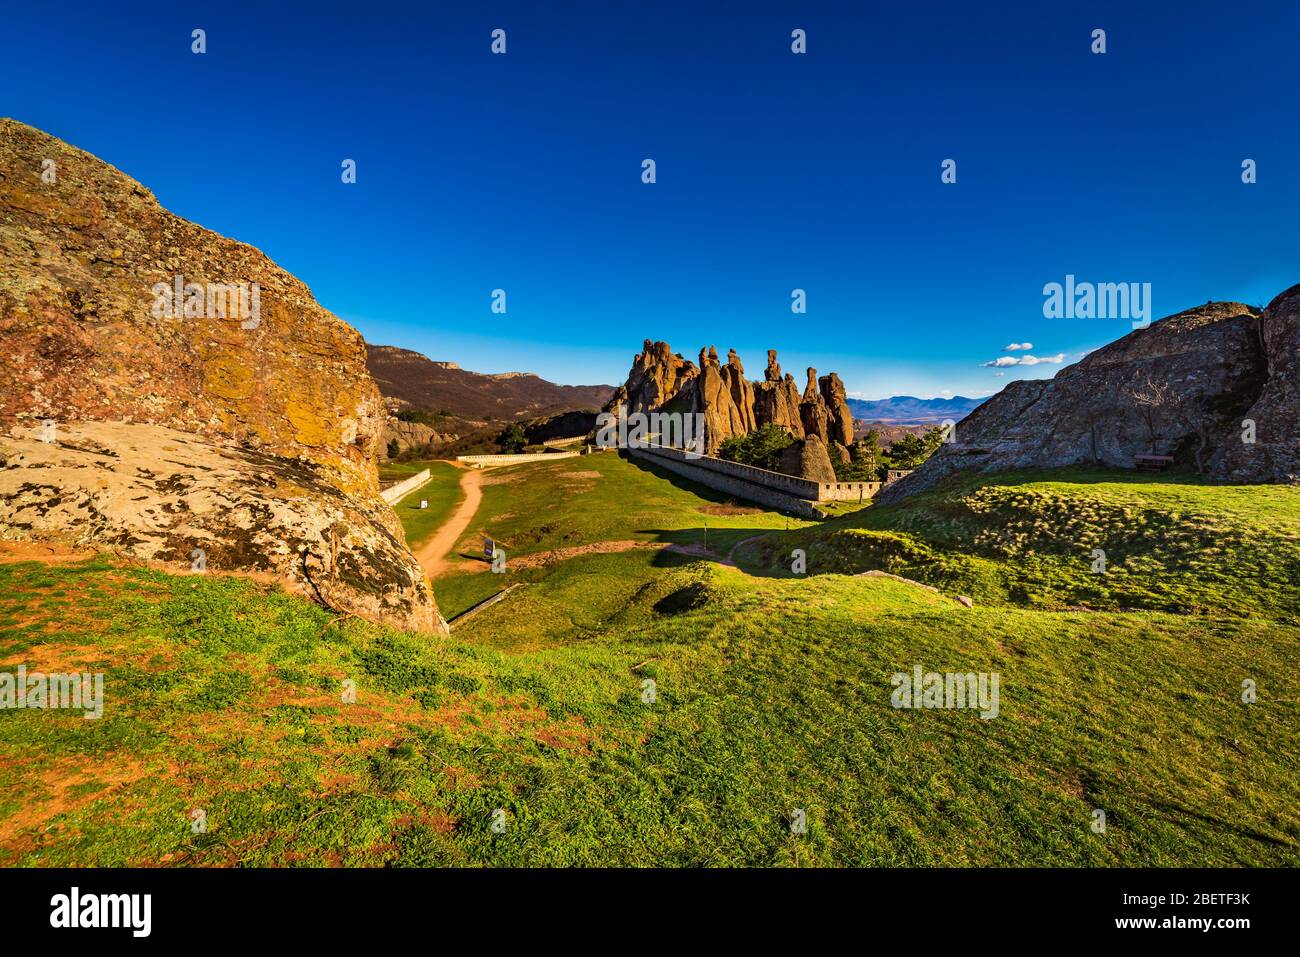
[3,1,1296,398]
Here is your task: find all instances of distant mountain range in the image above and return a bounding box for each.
[847,395,987,425]
[365,345,615,420]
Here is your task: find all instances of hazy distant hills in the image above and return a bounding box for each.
[365,345,615,420]
[847,395,986,425]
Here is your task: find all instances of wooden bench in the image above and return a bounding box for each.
[1134,454,1175,472]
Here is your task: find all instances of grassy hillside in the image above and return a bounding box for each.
[2,457,1296,866]
[737,467,1300,620]
[424,452,815,620]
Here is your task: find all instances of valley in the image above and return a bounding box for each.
[4,449,1294,866]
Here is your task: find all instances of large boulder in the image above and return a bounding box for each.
[877,298,1286,504]
[777,433,837,483]
[0,118,445,632]
[1209,284,1300,483]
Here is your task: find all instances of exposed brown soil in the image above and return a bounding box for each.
[0,542,94,564]
[414,465,483,579]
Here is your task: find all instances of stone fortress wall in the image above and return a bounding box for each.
[629,444,903,516]
[457,451,583,466]
[380,468,431,504]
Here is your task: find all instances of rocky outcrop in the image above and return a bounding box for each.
[695,346,756,449]
[521,409,599,445]
[1209,285,1300,483]
[799,368,831,444]
[752,351,805,438]
[1,422,439,628]
[819,372,854,447]
[0,119,445,631]
[607,340,697,416]
[777,433,837,483]
[380,418,456,459]
[878,295,1296,504]
[603,341,852,455]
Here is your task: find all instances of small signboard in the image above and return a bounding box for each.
[483,537,495,560]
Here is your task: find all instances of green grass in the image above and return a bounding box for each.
[387,461,463,548]
[378,459,438,486]
[737,466,1300,619]
[470,452,814,554]
[1,460,1297,866]
[426,452,815,619]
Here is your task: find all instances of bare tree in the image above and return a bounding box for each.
[1129,372,1177,454]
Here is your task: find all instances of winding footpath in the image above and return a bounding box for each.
[411,463,773,582]
[413,465,485,579]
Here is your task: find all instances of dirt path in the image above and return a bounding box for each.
[414,466,485,579]
[413,465,772,581]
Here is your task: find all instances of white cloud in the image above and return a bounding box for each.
[1002,342,1033,351]
[994,372,1005,377]
[981,353,1066,368]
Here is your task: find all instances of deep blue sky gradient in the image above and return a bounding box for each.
[3,1,1296,397]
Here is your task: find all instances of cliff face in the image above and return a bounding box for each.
[380,418,457,459]
[604,339,854,459]
[0,119,445,632]
[1209,285,1300,483]
[878,293,1297,503]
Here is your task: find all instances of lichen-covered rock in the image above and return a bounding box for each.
[0,118,445,632]
[878,297,1294,504]
[0,423,440,630]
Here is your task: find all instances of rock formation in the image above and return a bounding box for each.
[380,417,456,458]
[751,351,804,438]
[0,118,445,632]
[799,368,831,444]
[777,433,837,484]
[877,292,1298,504]
[1209,285,1300,483]
[819,371,855,447]
[601,341,854,462]
[695,346,756,443]
[606,339,697,416]
[521,409,599,446]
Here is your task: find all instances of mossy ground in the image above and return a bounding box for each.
[1,457,1295,866]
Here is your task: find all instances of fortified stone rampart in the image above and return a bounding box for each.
[629,444,886,511]
[456,451,583,466]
